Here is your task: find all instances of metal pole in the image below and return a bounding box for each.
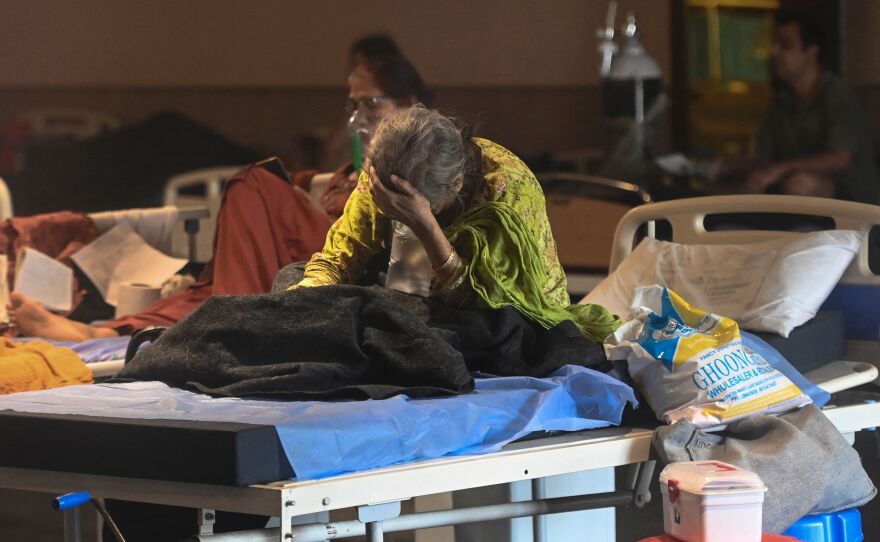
[92,499,127,542]
[531,478,548,542]
[365,521,384,542]
[197,490,634,542]
[63,507,82,542]
[184,218,200,262]
[633,460,656,508]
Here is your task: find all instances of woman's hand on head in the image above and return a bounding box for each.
[368,166,436,233]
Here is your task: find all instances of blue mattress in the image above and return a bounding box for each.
[0,365,636,481]
[822,284,880,341]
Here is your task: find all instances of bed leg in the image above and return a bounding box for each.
[365,521,384,542]
[358,501,401,542]
[281,491,296,541]
[62,506,82,542]
[531,478,548,542]
[633,460,656,508]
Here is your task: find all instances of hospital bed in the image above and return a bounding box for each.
[163,166,241,262]
[77,362,123,380]
[89,205,210,262]
[15,108,120,141]
[46,205,210,380]
[163,167,333,263]
[0,195,878,542]
[85,165,330,377]
[608,194,880,393]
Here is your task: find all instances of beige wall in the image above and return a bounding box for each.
[0,0,672,162]
[3,1,879,160]
[0,0,670,88]
[0,86,606,164]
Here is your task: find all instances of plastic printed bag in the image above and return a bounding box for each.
[605,286,811,429]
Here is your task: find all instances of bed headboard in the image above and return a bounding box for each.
[610,195,880,287]
[609,195,880,339]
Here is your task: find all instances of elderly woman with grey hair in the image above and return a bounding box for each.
[293,106,618,341]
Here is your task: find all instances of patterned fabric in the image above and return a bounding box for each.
[297,139,619,338]
[445,201,621,342]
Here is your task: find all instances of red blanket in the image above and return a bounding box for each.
[0,211,99,312]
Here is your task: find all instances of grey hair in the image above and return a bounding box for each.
[367,105,471,209]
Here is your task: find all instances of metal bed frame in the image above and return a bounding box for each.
[0,393,875,542]
[0,195,878,542]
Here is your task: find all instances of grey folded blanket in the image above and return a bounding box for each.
[653,405,876,533]
[116,285,608,400]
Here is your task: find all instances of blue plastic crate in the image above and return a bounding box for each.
[783,508,863,542]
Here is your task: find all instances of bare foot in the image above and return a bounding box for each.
[10,292,96,342]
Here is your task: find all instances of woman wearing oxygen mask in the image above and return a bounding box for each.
[286,106,619,341]
[315,52,430,218]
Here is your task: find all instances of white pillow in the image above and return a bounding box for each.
[580,231,862,337]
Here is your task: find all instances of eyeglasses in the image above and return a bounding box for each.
[345,95,391,115]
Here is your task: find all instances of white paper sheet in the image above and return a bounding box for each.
[71,222,187,307]
[88,206,179,253]
[13,247,73,312]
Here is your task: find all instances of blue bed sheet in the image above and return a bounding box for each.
[0,365,636,480]
[18,336,131,363]
[66,336,132,362]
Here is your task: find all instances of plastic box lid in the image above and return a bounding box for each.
[659,461,765,496]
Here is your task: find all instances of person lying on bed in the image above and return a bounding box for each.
[8,50,431,343]
[284,105,619,341]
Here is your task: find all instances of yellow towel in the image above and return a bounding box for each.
[0,338,93,395]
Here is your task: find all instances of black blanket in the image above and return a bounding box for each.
[117,285,608,400]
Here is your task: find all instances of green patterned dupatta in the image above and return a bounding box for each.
[446,201,620,342]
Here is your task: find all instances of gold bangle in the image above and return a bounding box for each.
[434,249,458,274]
[431,253,466,294]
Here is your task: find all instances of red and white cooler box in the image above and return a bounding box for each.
[659,461,767,542]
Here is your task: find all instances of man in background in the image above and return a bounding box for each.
[741,10,879,204]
